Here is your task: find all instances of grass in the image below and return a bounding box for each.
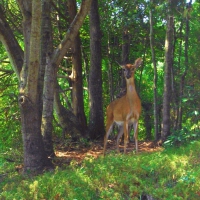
[1,141,200,200]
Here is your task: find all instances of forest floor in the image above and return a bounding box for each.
[54,140,163,166]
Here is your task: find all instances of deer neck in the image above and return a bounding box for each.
[126,77,139,111]
[126,77,137,97]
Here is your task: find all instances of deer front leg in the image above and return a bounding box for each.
[133,121,139,153]
[123,121,129,153]
[116,125,123,153]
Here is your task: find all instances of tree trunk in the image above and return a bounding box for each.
[68,0,87,132]
[143,103,153,140]
[18,0,51,172]
[116,29,130,98]
[120,28,129,92]
[54,82,86,141]
[122,29,129,64]
[177,2,191,130]
[40,0,55,158]
[162,8,174,141]
[173,19,183,130]
[149,0,160,141]
[88,0,104,139]
[107,33,114,102]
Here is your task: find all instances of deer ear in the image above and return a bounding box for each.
[134,58,143,68]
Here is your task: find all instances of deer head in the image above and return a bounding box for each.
[120,58,143,79]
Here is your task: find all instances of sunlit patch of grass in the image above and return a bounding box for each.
[1,141,200,199]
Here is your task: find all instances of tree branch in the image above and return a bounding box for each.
[52,0,92,66]
[0,5,24,80]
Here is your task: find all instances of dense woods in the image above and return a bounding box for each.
[0,0,199,176]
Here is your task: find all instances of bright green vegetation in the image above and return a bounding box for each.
[1,141,200,200]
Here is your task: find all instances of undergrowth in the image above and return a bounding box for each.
[1,141,200,200]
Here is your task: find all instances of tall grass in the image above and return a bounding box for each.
[1,141,200,199]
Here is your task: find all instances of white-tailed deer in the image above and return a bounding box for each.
[103,58,142,155]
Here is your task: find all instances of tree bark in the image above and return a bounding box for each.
[68,0,87,132]
[40,0,55,158]
[173,19,183,130]
[178,5,190,130]
[18,0,51,172]
[88,0,104,139]
[120,28,129,91]
[54,82,86,141]
[149,0,160,141]
[143,102,153,140]
[107,34,114,102]
[117,29,130,98]
[17,0,32,91]
[52,0,92,66]
[162,7,174,141]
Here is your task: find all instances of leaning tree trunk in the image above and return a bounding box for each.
[88,0,104,139]
[0,5,23,79]
[149,0,160,141]
[68,0,87,132]
[54,81,86,141]
[162,4,174,141]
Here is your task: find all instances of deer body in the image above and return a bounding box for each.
[103,58,142,155]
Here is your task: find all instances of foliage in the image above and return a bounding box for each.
[1,141,200,199]
[164,128,200,147]
[0,44,21,156]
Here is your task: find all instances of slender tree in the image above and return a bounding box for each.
[88,0,104,139]
[177,0,192,130]
[162,0,174,141]
[149,0,160,141]
[116,28,130,98]
[107,34,114,102]
[68,0,87,132]
[41,0,55,158]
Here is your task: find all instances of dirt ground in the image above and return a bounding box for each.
[54,140,163,165]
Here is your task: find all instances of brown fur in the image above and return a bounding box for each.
[103,58,142,155]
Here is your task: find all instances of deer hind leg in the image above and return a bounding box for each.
[123,121,129,153]
[103,120,114,156]
[128,125,133,142]
[116,125,123,153]
[133,121,139,152]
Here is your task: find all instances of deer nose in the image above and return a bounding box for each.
[126,74,131,79]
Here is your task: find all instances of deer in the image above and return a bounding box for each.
[103,58,142,155]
